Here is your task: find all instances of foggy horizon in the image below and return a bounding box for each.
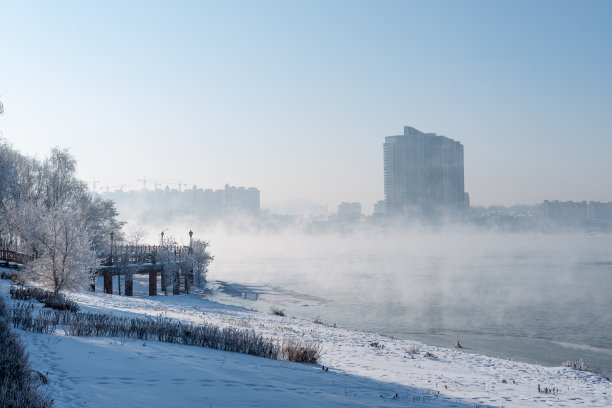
[2,1,612,212]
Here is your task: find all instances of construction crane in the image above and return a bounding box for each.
[104,184,129,193]
[155,179,187,192]
[137,177,148,190]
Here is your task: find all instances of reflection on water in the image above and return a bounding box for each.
[205,231,612,377]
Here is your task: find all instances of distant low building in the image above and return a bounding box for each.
[337,202,362,220]
[588,201,612,224]
[373,200,386,216]
[542,200,612,230]
[542,200,588,226]
[184,184,261,217]
[104,184,260,223]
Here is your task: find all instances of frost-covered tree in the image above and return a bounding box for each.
[0,139,19,205]
[190,239,213,286]
[13,153,43,204]
[40,147,87,209]
[125,226,147,246]
[13,201,97,293]
[79,195,124,253]
[0,139,20,247]
[0,146,109,292]
[2,143,123,251]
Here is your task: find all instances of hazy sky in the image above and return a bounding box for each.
[1,0,611,212]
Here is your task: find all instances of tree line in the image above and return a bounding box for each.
[0,138,212,293]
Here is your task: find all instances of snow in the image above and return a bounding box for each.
[2,276,610,407]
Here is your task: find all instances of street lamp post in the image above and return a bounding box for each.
[110,231,121,295]
[160,231,166,294]
[110,231,114,266]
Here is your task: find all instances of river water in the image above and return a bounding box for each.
[203,229,612,378]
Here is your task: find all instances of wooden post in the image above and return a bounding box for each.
[125,272,133,296]
[161,270,167,292]
[104,271,113,294]
[149,271,157,296]
[184,273,190,294]
[173,270,180,295]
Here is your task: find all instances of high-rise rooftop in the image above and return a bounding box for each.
[384,126,465,215]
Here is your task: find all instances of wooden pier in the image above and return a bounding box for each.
[94,245,195,296]
[1,240,198,297]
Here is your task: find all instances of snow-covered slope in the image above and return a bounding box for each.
[2,278,610,407]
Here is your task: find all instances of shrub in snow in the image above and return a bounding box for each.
[537,384,559,394]
[562,359,608,378]
[1,271,25,285]
[10,286,47,301]
[60,312,280,359]
[9,302,58,334]
[9,304,321,364]
[10,286,79,313]
[282,339,321,364]
[1,271,16,280]
[0,297,53,408]
[562,359,592,371]
[406,344,421,354]
[10,302,35,331]
[270,306,285,317]
[42,294,79,313]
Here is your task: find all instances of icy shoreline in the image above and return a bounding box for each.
[2,279,610,407]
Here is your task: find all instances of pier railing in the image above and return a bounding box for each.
[0,249,34,265]
[99,245,193,266]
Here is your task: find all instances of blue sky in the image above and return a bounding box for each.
[1,0,611,211]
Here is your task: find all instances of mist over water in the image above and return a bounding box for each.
[195,227,611,376]
[134,221,612,376]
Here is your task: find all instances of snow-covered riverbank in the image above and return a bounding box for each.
[2,278,610,407]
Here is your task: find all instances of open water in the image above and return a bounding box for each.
[204,230,612,378]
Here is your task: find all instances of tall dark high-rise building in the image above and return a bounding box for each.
[384,126,465,215]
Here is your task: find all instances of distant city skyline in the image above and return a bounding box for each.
[1,1,611,213]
